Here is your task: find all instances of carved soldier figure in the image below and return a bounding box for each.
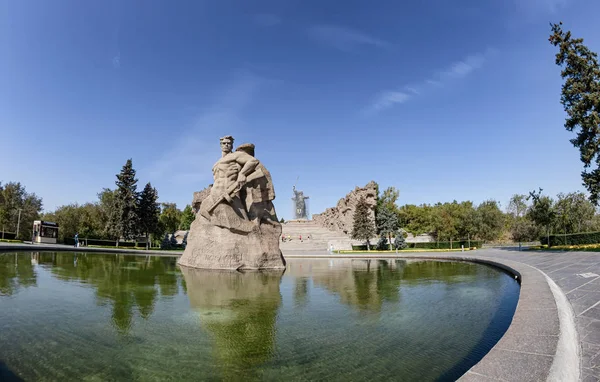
[199,135,260,233]
[234,143,278,224]
[179,135,285,270]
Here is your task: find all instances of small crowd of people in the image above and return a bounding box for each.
[281,234,310,242]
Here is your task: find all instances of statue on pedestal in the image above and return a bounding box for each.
[178,136,285,270]
[292,186,309,220]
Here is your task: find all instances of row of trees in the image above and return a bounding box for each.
[0,182,43,240]
[41,159,196,248]
[351,184,600,249]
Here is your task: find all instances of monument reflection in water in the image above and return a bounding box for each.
[180,267,283,380]
[0,252,519,381]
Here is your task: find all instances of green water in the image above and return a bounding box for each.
[0,252,519,381]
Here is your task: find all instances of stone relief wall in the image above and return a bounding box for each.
[312,181,378,236]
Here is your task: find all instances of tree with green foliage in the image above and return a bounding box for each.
[528,188,556,245]
[549,23,600,204]
[110,159,140,245]
[351,196,376,250]
[510,217,539,248]
[475,200,505,243]
[279,217,285,223]
[179,205,195,231]
[554,191,596,233]
[376,235,388,250]
[378,186,399,212]
[0,181,43,240]
[98,188,119,239]
[394,230,408,250]
[42,203,104,242]
[376,205,399,250]
[159,203,182,234]
[398,204,433,236]
[169,232,178,248]
[508,194,529,219]
[138,183,160,250]
[160,233,171,250]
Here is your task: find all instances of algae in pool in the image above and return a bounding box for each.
[0,252,519,381]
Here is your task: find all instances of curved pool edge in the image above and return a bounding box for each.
[284,252,581,382]
[0,245,581,381]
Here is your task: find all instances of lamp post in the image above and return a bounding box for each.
[16,208,22,240]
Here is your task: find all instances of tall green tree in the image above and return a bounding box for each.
[554,191,596,233]
[98,188,119,239]
[511,217,539,246]
[475,200,505,243]
[507,194,529,219]
[376,205,399,250]
[159,203,182,234]
[0,182,43,240]
[378,186,399,212]
[549,23,600,204]
[351,196,376,250]
[138,183,160,250]
[179,205,195,231]
[111,159,139,245]
[528,188,556,245]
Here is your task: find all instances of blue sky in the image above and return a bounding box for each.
[1,0,600,220]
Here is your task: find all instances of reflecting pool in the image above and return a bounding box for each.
[0,252,519,381]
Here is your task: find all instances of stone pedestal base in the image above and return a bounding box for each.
[178,215,286,270]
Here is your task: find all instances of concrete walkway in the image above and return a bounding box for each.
[2,244,599,380]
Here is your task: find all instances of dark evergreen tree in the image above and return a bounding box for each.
[376,205,399,250]
[169,232,178,248]
[394,234,407,250]
[111,159,139,245]
[138,182,160,250]
[351,196,376,250]
[549,23,600,204]
[161,233,171,249]
[376,235,388,250]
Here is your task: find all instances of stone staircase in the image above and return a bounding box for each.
[280,220,357,251]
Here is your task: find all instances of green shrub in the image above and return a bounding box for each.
[0,232,17,240]
[376,236,388,250]
[542,231,600,247]
[351,240,482,251]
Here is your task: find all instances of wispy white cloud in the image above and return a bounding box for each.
[307,25,391,52]
[147,71,264,186]
[439,51,489,79]
[370,91,411,112]
[253,13,282,27]
[367,48,496,113]
[112,53,120,68]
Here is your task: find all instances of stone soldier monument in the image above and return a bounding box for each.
[178,136,286,270]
